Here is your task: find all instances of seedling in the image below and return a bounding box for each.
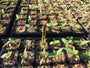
[58,21,67,28]
[68,23,80,28]
[16,14,20,20]
[25,24,33,29]
[53,3,58,7]
[1,9,5,14]
[0,24,3,28]
[38,4,43,16]
[29,5,34,10]
[46,22,58,28]
[61,37,73,47]
[21,40,30,47]
[40,48,46,65]
[1,51,12,59]
[28,15,32,22]
[47,48,64,59]
[70,47,79,61]
[50,39,59,45]
[20,8,24,15]
[5,2,14,9]
[3,38,19,47]
[73,39,90,45]
[45,0,49,6]
[19,48,27,64]
[80,49,90,60]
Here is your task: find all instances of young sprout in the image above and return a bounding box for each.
[19,48,27,64]
[61,37,73,47]
[20,8,24,15]
[80,49,90,64]
[29,5,34,10]
[68,23,80,28]
[45,0,49,5]
[25,24,33,29]
[1,9,5,14]
[73,39,90,45]
[70,47,79,61]
[50,39,59,45]
[28,15,32,22]
[47,48,64,59]
[58,21,67,28]
[21,40,30,47]
[46,22,58,28]
[16,14,20,20]
[3,38,19,47]
[46,6,53,14]
[1,51,12,59]
[0,24,3,28]
[37,4,43,16]
[53,3,58,7]
[5,2,14,9]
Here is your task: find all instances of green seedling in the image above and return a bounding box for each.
[73,39,90,45]
[46,22,58,28]
[68,23,80,28]
[58,21,67,28]
[61,37,73,47]
[16,14,20,20]
[1,9,5,14]
[70,47,79,61]
[45,0,49,5]
[3,38,19,47]
[50,39,59,45]
[47,48,64,59]
[21,40,30,48]
[5,2,14,9]
[20,8,24,15]
[40,48,46,65]
[19,48,27,64]
[1,51,12,59]
[29,5,34,10]
[0,24,3,28]
[53,3,58,7]
[61,37,73,52]
[28,15,32,22]
[80,49,90,58]
[25,24,33,29]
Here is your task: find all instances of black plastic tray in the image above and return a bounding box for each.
[63,0,89,36]
[10,0,87,37]
[0,0,21,38]
[0,37,89,68]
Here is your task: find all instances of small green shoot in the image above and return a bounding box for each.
[3,38,19,47]
[25,24,33,29]
[28,15,32,22]
[46,22,58,28]
[50,39,59,45]
[16,14,20,20]
[0,24,3,28]
[1,51,12,59]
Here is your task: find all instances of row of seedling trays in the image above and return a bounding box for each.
[0,0,90,68]
[0,0,89,37]
[10,0,89,37]
[0,37,90,68]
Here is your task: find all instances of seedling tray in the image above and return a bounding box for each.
[0,37,89,68]
[0,0,21,38]
[63,0,90,33]
[11,0,88,37]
